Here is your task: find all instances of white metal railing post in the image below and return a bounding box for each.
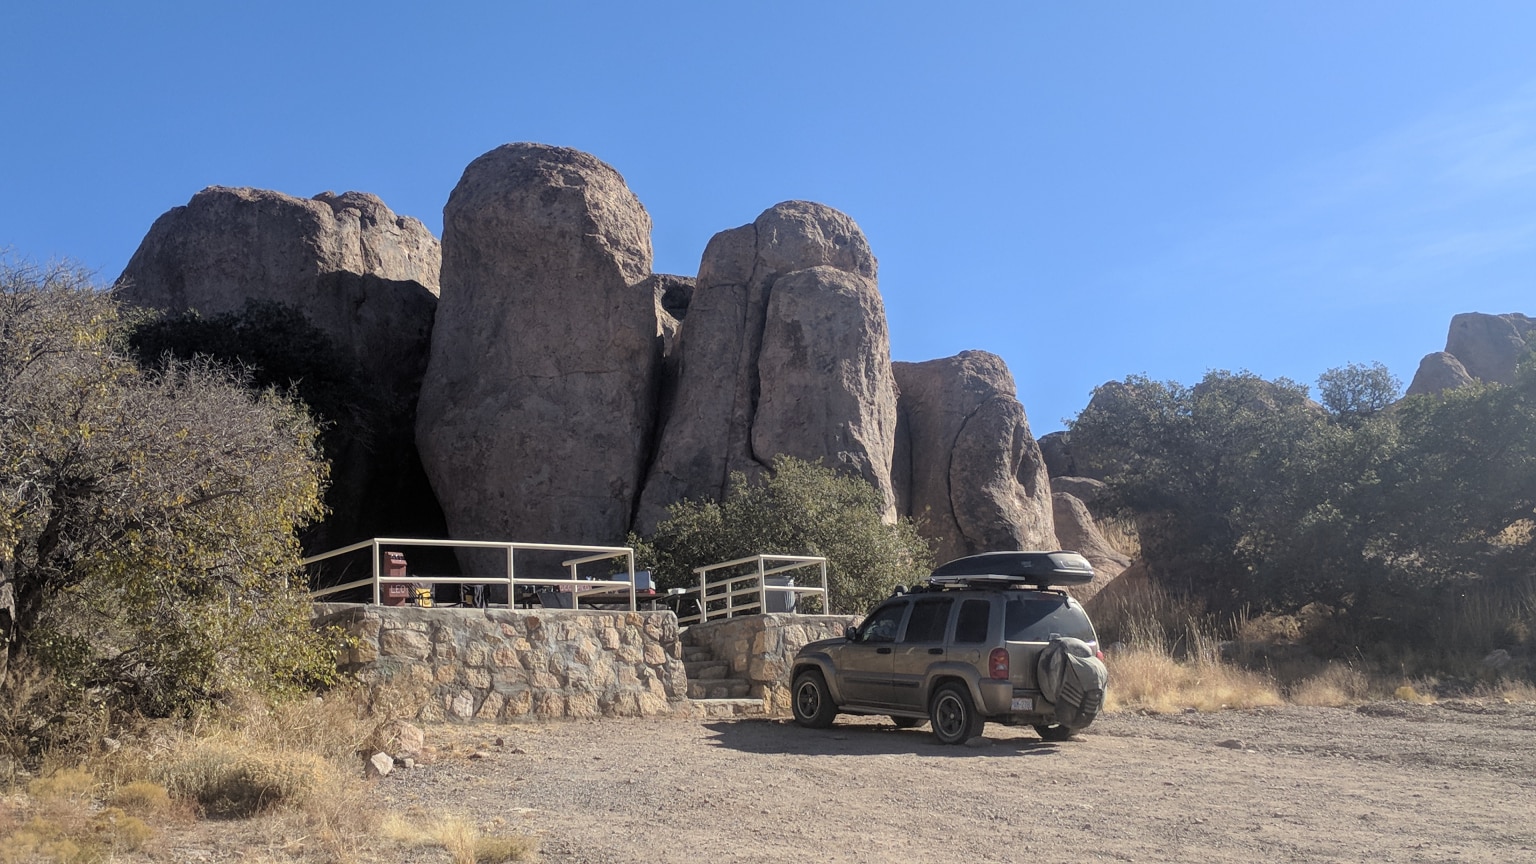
[697,568,707,623]
[821,559,829,614]
[506,543,516,608]
[372,539,382,605]
[628,550,636,609]
[757,555,767,614]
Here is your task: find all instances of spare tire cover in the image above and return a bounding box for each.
[1036,636,1108,729]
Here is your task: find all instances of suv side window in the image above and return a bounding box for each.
[1004,596,1096,642]
[858,602,907,643]
[901,598,953,643]
[953,598,991,644]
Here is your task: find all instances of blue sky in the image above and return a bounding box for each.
[4,2,1534,432]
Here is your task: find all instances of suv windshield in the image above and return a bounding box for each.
[1004,595,1095,642]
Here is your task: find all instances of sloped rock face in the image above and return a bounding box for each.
[1444,312,1534,386]
[1406,351,1476,397]
[115,186,444,551]
[417,144,660,548]
[115,186,441,398]
[891,351,1054,565]
[634,201,895,532]
[1051,492,1130,601]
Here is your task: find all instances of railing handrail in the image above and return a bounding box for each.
[304,537,637,611]
[674,553,830,625]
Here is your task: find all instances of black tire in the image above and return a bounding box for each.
[791,669,837,729]
[890,716,925,729]
[929,683,985,745]
[1034,723,1075,742]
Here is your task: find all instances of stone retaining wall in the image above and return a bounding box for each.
[685,614,859,714]
[314,603,689,722]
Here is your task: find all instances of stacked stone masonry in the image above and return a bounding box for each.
[683,614,858,715]
[314,603,689,722]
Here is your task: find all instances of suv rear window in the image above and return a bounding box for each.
[1004,596,1095,642]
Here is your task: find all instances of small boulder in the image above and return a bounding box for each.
[365,752,394,778]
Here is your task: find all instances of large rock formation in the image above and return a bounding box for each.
[115,186,441,398]
[634,201,896,532]
[891,351,1054,565]
[416,144,662,550]
[1405,352,1475,397]
[1051,492,1130,601]
[114,186,445,551]
[1407,312,1534,395]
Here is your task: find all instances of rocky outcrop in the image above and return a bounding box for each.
[1407,313,1533,396]
[1051,492,1130,602]
[634,201,896,532]
[1038,431,1077,479]
[1051,476,1107,506]
[417,144,661,549]
[114,186,445,551]
[115,186,441,400]
[1446,313,1534,385]
[891,351,1054,565]
[1405,351,1476,397]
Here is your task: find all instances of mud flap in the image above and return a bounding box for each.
[1036,636,1109,729]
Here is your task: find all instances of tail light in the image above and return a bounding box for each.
[1096,649,1105,660]
[988,647,1010,679]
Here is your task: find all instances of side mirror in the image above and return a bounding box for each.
[843,625,858,641]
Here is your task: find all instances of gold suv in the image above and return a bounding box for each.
[790,551,1108,744]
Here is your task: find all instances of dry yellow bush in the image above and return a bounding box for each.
[1103,644,1282,713]
[381,813,539,863]
[156,741,328,818]
[109,780,171,815]
[1288,663,1371,707]
[26,769,95,802]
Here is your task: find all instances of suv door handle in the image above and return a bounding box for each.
[876,647,892,654]
[927,648,943,655]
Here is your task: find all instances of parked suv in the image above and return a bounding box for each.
[790,551,1108,744]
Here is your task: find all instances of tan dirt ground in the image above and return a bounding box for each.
[370,699,1536,864]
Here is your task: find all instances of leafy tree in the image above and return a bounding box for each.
[632,455,932,614]
[1316,361,1401,424]
[0,259,339,713]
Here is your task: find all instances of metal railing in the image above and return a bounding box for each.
[672,554,829,625]
[304,537,639,610]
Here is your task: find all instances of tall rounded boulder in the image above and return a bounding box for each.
[416,144,660,546]
[115,186,441,399]
[634,201,895,531]
[892,351,1054,564]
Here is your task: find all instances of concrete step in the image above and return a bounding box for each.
[684,659,729,679]
[688,678,751,700]
[687,698,768,719]
[682,646,714,662]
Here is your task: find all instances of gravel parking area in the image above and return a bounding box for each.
[378,700,1536,863]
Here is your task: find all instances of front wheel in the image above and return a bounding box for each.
[929,683,985,745]
[1034,723,1075,742]
[791,670,837,729]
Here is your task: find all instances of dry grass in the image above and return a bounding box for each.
[1287,662,1371,707]
[382,812,539,863]
[0,768,157,862]
[1104,643,1283,712]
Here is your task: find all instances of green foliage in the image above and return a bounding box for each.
[632,455,931,614]
[1316,361,1401,423]
[0,259,341,715]
[1071,358,1536,661]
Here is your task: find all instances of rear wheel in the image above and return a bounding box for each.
[930,683,985,744]
[791,670,837,729]
[1034,723,1075,742]
[889,716,925,729]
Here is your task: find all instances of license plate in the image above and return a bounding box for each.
[1010,697,1033,711]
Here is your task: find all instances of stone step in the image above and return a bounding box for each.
[682,646,714,662]
[687,698,768,719]
[684,659,729,679]
[688,678,752,700]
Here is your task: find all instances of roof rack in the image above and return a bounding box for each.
[926,551,1095,589]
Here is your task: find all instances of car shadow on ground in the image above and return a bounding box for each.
[702,718,1065,758]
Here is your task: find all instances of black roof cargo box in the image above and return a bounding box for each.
[928,551,1095,587]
